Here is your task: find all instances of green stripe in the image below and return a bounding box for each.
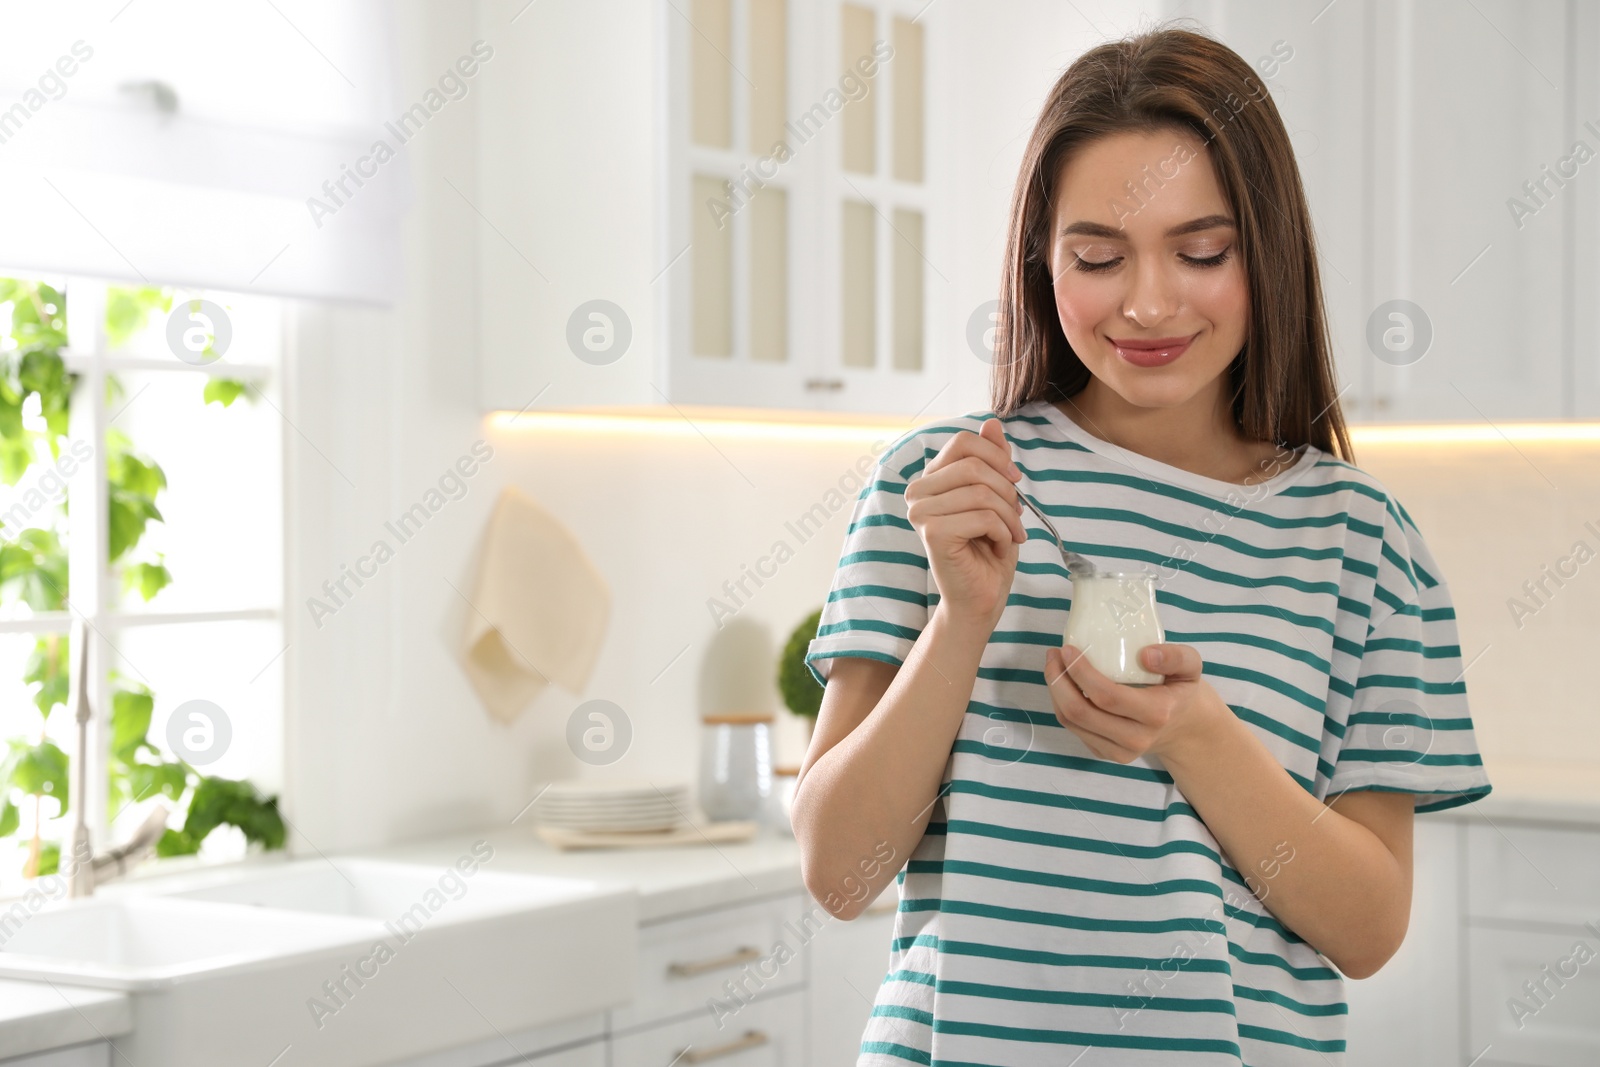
[1238,1022,1345,1053]
[899,895,1226,939]
[858,1040,928,1065]
[907,858,1224,902]
[1336,749,1483,767]
[930,1018,1241,1057]
[841,549,928,569]
[889,969,1238,1018]
[827,582,927,607]
[944,777,1200,824]
[941,817,1222,867]
[1233,983,1347,1017]
[890,933,1234,975]
[1228,942,1340,980]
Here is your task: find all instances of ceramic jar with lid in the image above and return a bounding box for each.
[698,712,773,821]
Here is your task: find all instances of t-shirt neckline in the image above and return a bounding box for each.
[1029,398,1323,501]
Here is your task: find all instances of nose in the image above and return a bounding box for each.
[1121,255,1180,328]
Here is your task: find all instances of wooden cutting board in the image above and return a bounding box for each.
[534,820,761,851]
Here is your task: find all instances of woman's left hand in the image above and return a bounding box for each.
[1044,643,1227,763]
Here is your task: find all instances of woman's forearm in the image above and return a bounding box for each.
[791,605,993,916]
[1160,702,1411,979]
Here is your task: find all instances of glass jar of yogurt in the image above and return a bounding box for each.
[1063,571,1165,686]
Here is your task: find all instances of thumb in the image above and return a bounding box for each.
[980,416,1007,447]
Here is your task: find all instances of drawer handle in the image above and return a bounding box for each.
[666,945,765,979]
[803,377,845,391]
[679,1029,769,1063]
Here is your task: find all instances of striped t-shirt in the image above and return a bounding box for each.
[806,399,1492,1066]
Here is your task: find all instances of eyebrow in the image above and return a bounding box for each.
[1058,214,1236,239]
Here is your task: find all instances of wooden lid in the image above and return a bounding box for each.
[700,712,774,726]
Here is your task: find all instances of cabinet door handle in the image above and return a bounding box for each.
[803,377,845,391]
[679,1029,770,1063]
[666,944,765,978]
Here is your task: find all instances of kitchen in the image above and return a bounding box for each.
[0,0,1597,1065]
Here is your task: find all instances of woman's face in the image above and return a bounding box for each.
[1048,128,1249,413]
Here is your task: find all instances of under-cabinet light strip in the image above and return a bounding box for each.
[490,410,1600,446]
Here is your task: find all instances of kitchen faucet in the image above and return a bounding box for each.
[66,619,170,899]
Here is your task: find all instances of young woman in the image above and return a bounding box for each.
[791,24,1491,1066]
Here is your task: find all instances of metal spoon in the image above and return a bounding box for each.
[1016,488,1101,579]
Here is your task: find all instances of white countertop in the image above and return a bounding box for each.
[0,980,132,1061]
[1442,758,1600,826]
[5,763,1600,1061]
[361,823,807,923]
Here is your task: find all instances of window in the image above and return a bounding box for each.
[0,275,285,892]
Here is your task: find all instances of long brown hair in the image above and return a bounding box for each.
[990,22,1353,461]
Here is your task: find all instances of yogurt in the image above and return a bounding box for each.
[1062,572,1165,686]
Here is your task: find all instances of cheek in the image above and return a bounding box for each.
[1052,275,1119,345]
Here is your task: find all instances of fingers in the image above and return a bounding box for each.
[926,421,1022,486]
[1056,643,1126,714]
[1140,643,1203,681]
[1045,650,1138,762]
[1046,648,1153,762]
[907,461,1027,544]
[931,510,1019,558]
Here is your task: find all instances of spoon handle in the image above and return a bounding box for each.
[1017,487,1097,577]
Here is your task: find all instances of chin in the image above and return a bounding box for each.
[1087,363,1213,411]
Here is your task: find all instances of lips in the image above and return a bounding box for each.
[1110,332,1198,368]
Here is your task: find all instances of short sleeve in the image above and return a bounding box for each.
[1327,500,1492,814]
[805,444,932,685]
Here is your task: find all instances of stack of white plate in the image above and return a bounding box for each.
[538,780,691,833]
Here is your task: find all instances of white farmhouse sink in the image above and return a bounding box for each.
[161,857,599,922]
[0,895,381,987]
[0,856,638,1067]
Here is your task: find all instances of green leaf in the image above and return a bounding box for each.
[104,286,172,348]
[122,560,172,602]
[0,797,17,838]
[203,378,248,407]
[128,760,189,803]
[111,686,154,761]
[22,634,68,718]
[0,528,69,612]
[777,608,825,719]
[156,826,201,857]
[35,840,60,876]
[6,739,69,814]
[170,776,286,853]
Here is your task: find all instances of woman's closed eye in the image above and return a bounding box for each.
[1068,247,1234,273]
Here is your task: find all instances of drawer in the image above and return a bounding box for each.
[382,1013,605,1066]
[1467,925,1600,1067]
[613,988,805,1067]
[611,894,814,1032]
[1466,823,1600,925]
[0,1045,110,1067]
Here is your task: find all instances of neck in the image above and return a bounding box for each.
[1058,377,1274,484]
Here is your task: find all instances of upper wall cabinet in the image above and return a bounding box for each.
[1170,0,1600,421]
[474,0,957,417]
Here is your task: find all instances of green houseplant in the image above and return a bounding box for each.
[0,278,284,879]
[777,608,824,741]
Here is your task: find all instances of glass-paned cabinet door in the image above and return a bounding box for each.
[821,1,942,414]
[667,0,819,408]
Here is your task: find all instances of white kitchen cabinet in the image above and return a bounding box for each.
[804,887,896,1065]
[0,1045,109,1067]
[613,987,805,1067]
[473,0,956,418]
[1343,818,1463,1067]
[384,1013,606,1067]
[1462,820,1600,1067]
[1170,0,1595,422]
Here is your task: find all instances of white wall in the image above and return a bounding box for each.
[279,0,1166,852]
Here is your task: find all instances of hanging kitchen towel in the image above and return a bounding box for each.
[458,485,610,724]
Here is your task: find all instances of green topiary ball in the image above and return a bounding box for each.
[778,608,825,719]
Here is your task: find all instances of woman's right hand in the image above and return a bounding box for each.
[904,417,1027,626]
